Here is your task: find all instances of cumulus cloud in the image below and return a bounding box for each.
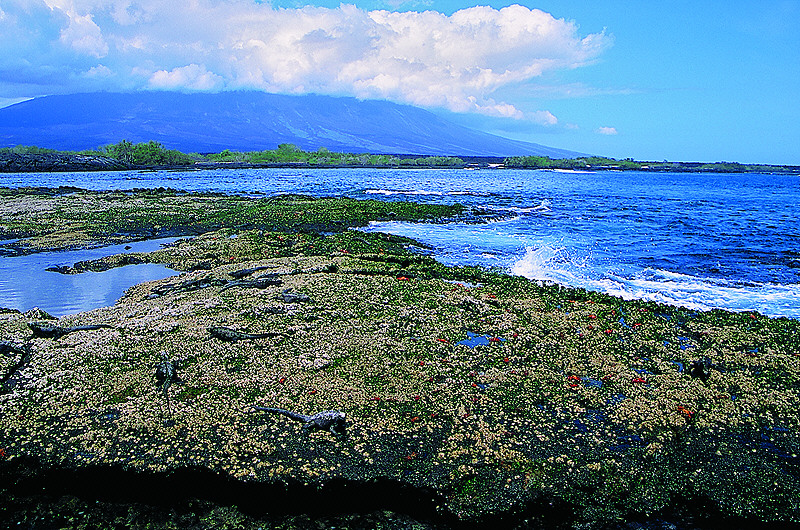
[149,64,224,91]
[58,10,108,58]
[596,126,618,135]
[1,1,612,118]
[531,110,559,126]
[85,64,113,78]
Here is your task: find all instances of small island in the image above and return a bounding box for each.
[1,188,798,528]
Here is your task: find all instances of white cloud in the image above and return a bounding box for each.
[85,63,113,77]
[2,1,612,116]
[521,82,636,100]
[596,126,618,135]
[59,11,108,57]
[149,64,224,91]
[531,110,558,126]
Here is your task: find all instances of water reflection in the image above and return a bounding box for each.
[0,238,178,317]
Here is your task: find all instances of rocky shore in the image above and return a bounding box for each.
[1,189,799,529]
[0,153,128,173]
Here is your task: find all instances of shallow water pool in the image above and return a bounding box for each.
[0,238,178,317]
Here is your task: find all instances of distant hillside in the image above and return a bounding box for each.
[0,92,579,158]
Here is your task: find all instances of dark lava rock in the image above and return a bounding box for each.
[0,153,128,173]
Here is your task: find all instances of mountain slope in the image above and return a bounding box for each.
[0,92,579,157]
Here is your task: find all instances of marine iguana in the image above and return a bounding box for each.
[278,289,312,303]
[249,406,346,435]
[219,275,282,292]
[208,326,282,342]
[155,352,181,414]
[1,341,32,393]
[229,265,277,279]
[28,322,112,339]
[148,277,228,298]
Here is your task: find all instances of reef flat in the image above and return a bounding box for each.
[1,189,799,529]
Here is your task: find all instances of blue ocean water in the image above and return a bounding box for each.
[1,167,798,318]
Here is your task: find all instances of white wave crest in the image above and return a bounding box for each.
[510,246,800,318]
[364,189,490,197]
[483,199,552,214]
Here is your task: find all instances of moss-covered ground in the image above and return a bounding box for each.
[0,187,463,253]
[0,189,798,528]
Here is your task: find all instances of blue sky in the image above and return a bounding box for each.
[1,1,798,163]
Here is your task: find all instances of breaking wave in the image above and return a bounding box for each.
[510,245,800,318]
[364,188,491,198]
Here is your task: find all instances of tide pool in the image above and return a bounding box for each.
[0,238,177,316]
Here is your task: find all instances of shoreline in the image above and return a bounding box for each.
[2,152,799,174]
[1,189,799,528]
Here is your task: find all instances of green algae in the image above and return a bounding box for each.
[0,189,799,528]
[0,188,463,253]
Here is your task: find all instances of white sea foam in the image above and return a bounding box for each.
[546,169,594,174]
[364,188,490,197]
[365,188,443,196]
[483,205,534,213]
[510,246,800,318]
[533,199,553,212]
[483,199,552,214]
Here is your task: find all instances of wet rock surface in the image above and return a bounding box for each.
[0,187,465,254]
[0,190,799,529]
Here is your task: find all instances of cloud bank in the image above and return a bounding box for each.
[0,1,612,120]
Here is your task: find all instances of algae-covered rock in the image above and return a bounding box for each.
[0,190,799,528]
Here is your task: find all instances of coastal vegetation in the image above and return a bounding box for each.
[1,188,799,528]
[0,142,464,169]
[2,142,798,173]
[99,140,196,166]
[206,143,464,167]
[1,141,196,167]
[503,155,799,173]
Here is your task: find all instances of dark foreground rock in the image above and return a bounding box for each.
[3,456,772,529]
[0,153,127,173]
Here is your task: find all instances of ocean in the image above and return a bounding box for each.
[1,167,798,318]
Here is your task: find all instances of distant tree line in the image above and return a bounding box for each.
[207,143,463,167]
[0,141,196,167]
[0,142,463,168]
[504,155,640,170]
[96,140,196,166]
[0,145,61,155]
[2,142,796,173]
[503,155,797,173]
